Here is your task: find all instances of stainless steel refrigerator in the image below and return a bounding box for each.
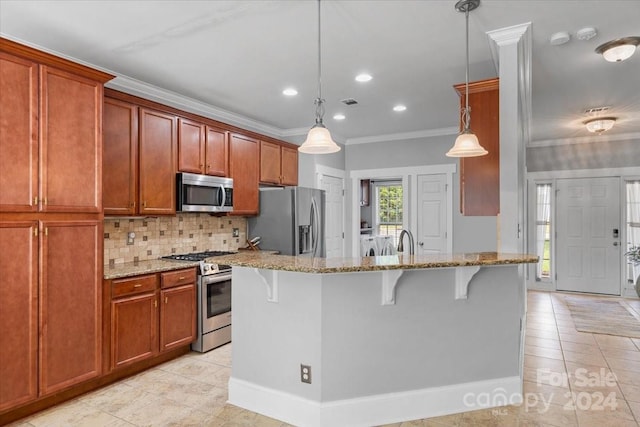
[248,187,325,257]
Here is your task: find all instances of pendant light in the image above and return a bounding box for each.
[299,0,341,154]
[446,0,488,158]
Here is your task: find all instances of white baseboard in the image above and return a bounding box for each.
[527,281,554,292]
[228,376,522,427]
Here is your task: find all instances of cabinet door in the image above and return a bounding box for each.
[229,133,259,215]
[205,127,228,177]
[159,284,196,352]
[0,53,38,212]
[260,140,281,184]
[40,220,101,396]
[139,108,176,215]
[178,118,205,174]
[40,66,102,213]
[103,98,138,215]
[280,145,298,186]
[111,292,158,370]
[0,222,38,411]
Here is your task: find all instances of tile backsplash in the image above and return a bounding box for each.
[104,214,247,265]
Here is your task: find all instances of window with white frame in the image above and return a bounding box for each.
[536,183,552,280]
[626,181,640,284]
[374,181,403,245]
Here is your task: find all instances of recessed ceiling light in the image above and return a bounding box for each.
[333,114,346,120]
[355,73,372,82]
[393,105,407,112]
[282,88,298,96]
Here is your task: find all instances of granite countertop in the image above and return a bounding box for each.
[212,251,539,274]
[104,259,200,280]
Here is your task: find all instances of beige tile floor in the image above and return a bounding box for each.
[9,290,640,426]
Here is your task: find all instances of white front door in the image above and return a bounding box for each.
[556,177,621,295]
[416,174,447,254]
[320,174,344,258]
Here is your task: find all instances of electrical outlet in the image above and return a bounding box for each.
[127,231,135,245]
[232,228,239,238]
[300,364,312,384]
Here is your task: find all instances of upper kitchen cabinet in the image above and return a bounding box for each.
[229,133,259,215]
[0,41,112,213]
[454,78,500,216]
[139,108,177,215]
[0,52,38,212]
[260,140,298,186]
[103,97,138,216]
[178,119,228,177]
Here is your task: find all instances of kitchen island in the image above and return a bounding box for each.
[216,252,538,427]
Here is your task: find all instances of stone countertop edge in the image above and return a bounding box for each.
[104,259,200,280]
[213,252,539,274]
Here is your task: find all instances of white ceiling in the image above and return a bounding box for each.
[1,0,639,146]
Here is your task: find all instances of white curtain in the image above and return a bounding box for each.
[536,184,552,280]
[627,181,640,281]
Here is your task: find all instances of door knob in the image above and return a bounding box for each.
[418,242,424,246]
[613,242,619,246]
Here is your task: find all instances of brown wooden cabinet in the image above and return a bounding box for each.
[0,222,38,411]
[39,220,102,396]
[106,268,196,371]
[110,274,158,370]
[259,140,299,186]
[178,118,229,177]
[229,133,260,215]
[139,108,177,215]
[0,53,103,213]
[454,78,500,216]
[0,52,38,212]
[103,98,138,215]
[0,38,111,418]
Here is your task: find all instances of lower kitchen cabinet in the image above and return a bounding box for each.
[0,221,38,411]
[106,268,196,371]
[0,219,102,409]
[40,220,102,396]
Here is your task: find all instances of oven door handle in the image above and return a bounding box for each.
[200,272,232,284]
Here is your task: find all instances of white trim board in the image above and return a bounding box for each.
[229,376,522,427]
[528,167,640,180]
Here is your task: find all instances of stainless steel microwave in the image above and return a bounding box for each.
[176,173,233,213]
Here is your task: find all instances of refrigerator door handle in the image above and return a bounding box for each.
[311,198,320,257]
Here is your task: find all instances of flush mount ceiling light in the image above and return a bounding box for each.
[333,113,346,120]
[282,88,298,96]
[446,0,488,158]
[595,36,640,62]
[584,117,616,133]
[393,105,407,112]
[355,73,372,82]
[299,0,341,155]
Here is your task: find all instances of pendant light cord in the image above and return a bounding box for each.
[463,6,471,132]
[315,0,325,125]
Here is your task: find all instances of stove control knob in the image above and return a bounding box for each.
[203,264,210,271]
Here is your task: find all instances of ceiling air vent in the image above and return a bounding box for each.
[341,98,358,106]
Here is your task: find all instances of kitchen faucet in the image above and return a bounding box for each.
[397,229,415,255]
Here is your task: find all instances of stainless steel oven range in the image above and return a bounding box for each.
[162,251,234,352]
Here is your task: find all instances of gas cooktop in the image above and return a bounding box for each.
[161,250,236,262]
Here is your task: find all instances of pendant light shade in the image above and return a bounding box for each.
[300,123,340,154]
[299,0,341,155]
[446,0,488,158]
[447,131,488,157]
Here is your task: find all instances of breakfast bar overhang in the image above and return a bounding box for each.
[217,252,538,427]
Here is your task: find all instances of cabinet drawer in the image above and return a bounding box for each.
[161,268,197,289]
[112,274,157,298]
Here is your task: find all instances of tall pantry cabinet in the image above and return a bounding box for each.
[0,38,113,413]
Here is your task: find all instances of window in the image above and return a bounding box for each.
[374,181,403,245]
[626,181,640,284]
[535,183,552,280]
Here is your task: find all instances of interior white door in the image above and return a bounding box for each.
[320,174,344,258]
[556,177,621,295]
[416,174,447,254]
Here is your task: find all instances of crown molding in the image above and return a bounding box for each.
[106,75,284,138]
[279,126,347,145]
[528,131,640,148]
[345,127,459,146]
[486,22,532,73]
